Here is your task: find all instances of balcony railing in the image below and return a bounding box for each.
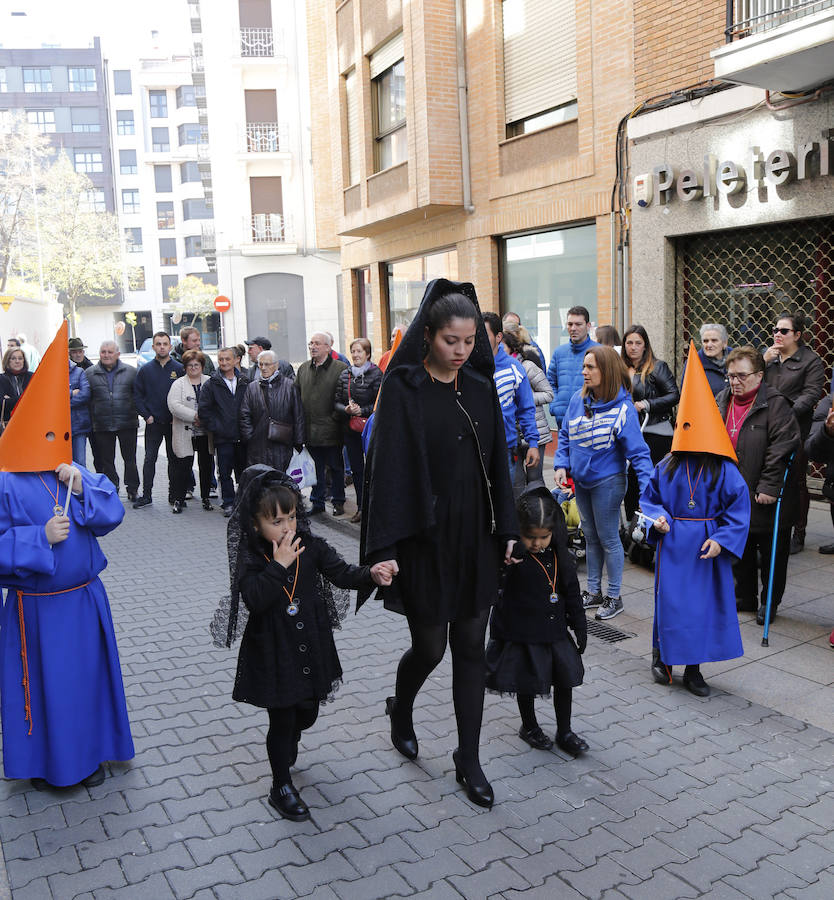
[245,122,287,153]
[250,213,290,243]
[726,0,834,40]
[201,224,216,253]
[240,27,275,57]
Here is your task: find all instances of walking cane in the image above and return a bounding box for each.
[762,451,795,647]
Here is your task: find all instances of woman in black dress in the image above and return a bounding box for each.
[359,280,518,809]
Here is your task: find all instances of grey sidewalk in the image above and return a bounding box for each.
[1,470,834,899]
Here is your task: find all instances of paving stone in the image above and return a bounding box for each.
[92,872,177,899]
[166,856,244,899]
[619,870,700,899]
[341,834,419,878]
[121,844,195,885]
[559,824,633,868]
[448,859,529,896]
[353,807,425,845]
[399,819,478,857]
[142,814,213,853]
[5,846,82,890]
[559,856,642,900]
[46,859,127,897]
[505,845,585,887]
[331,865,412,900]
[723,859,811,897]
[612,835,689,880]
[282,852,359,895]
[770,840,834,882]
[664,846,750,893]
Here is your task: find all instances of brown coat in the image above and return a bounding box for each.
[763,343,826,439]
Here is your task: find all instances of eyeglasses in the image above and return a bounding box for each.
[258,362,276,369]
[772,327,795,335]
[727,372,757,382]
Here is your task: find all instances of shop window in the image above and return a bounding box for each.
[354,267,373,340]
[386,249,459,333]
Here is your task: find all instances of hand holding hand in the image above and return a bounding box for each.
[755,492,777,505]
[45,515,70,545]
[504,540,524,565]
[700,538,722,559]
[653,515,670,534]
[524,446,540,469]
[272,532,305,567]
[55,463,83,495]
[370,562,395,585]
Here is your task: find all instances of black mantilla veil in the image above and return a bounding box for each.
[209,464,349,648]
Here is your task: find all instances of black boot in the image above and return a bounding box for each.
[682,665,710,697]
[651,648,672,685]
[385,696,418,760]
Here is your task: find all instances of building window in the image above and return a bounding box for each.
[117,110,135,135]
[386,249,458,332]
[125,227,143,252]
[176,85,196,107]
[184,234,202,258]
[119,149,137,175]
[159,237,177,266]
[157,201,175,229]
[154,165,173,193]
[182,198,211,220]
[354,267,372,339]
[502,0,577,139]
[113,70,132,94]
[344,69,360,186]
[149,89,168,118]
[81,190,106,213]
[371,37,406,173]
[26,109,56,133]
[122,189,140,214]
[23,68,53,92]
[129,266,146,291]
[74,150,103,173]
[180,161,200,183]
[151,127,170,152]
[178,123,201,145]
[161,274,178,299]
[69,67,97,92]
[0,69,6,93]
[71,107,100,132]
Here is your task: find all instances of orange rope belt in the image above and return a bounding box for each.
[672,516,716,522]
[16,580,91,736]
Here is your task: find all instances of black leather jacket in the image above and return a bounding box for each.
[631,359,680,427]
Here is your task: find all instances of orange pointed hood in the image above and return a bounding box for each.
[672,340,737,462]
[0,320,72,472]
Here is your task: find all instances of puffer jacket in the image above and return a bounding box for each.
[547,335,597,425]
[521,357,553,445]
[630,359,679,427]
[86,361,139,432]
[69,360,92,435]
[334,364,383,427]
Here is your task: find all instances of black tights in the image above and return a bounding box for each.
[394,609,490,764]
[266,702,319,785]
[518,688,574,738]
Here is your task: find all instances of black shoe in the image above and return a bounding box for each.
[202,499,213,511]
[385,696,418,760]
[30,777,52,791]
[819,543,834,555]
[267,783,310,821]
[518,724,553,750]
[651,648,673,685]
[81,765,106,788]
[309,506,325,516]
[132,495,152,509]
[452,750,494,809]
[790,532,805,555]
[756,605,777,626]
[682,667,710,697]
[126,490,137,503]
[556,731,589,756]
[736,600,757,613]
[172,500,184,514]
[332,503,345,517]
[222,505,233,518]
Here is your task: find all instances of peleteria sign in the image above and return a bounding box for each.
[634,128,833,209]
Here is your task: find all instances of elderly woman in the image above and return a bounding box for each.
[762,311,826,554]
[716,347,800,624]
[692,323,731,397]
[239,350,305,473]
[334,338,382,523]
[167,349,212,513]
[0,346,33,428]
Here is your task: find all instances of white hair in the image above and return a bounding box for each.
[311,331,332,346]
[699,323,728,343]
[257,349,277,363]
[100,340,119,352]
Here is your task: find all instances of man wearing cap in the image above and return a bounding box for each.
[245,336,294,382]
[68,337,93,370]
[133,332,184,509]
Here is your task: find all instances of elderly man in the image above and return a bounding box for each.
[68,337,93,370]
[297,332,348,515]
[85,341,140,499]
[239,350,304,473]
[172,326,215,374]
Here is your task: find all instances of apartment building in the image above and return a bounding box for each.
[628,0,834,374]
[193,0,341,362]
[307,0,634,366]
[106,53,218,353]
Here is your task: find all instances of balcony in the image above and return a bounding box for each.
[245,122,288,154]
[713,1,834,90]
[240,27,277,58]
[250,213,289,243]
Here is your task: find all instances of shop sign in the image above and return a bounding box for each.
[634,129,833,209]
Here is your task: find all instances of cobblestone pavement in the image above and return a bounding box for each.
[1,467,834,899]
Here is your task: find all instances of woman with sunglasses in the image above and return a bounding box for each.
[762,312,825,555]
[716,347,800,624]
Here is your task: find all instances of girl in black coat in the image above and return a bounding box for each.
[220,466,391,822]
[487,487,589,756]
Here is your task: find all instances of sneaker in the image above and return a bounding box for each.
[581,590,604,609]
[595,596,624,620]
[208,489,218,499]
[132,496,152,509]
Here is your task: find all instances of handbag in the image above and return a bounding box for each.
[261,382,293,444]
[347,373,369,434]
[822,478,834,502]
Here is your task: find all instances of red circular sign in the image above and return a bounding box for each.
[214,295,231,313]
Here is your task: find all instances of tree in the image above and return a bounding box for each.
[168,275,217,327]
[0,114,51,293]
[28,155,123,335]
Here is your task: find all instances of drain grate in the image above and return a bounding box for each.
[586,619,635,643]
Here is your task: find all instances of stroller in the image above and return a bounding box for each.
[552,477,586,565]
[620,410,656,570]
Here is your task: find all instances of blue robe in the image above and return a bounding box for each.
[639,457,750,665]
[0,467,134,785]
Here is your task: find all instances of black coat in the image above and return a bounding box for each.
[234,533,372,708]
[764,343,826,440]
[334,365,383,427]
[0,371,33,423]
[716,384,800,533]
[239,375,305,471]
[198,369,249,443]
[805,394,834,477]
[86,361,139,432]
[631,359,679,427]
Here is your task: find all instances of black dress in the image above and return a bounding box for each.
[233,533,372,708]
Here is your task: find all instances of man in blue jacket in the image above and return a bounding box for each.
[69,356,91,466]
[133,332,183,508]
[547,306,598,426]
[483,313,540,474]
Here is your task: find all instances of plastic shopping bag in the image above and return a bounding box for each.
[287,447,317,489]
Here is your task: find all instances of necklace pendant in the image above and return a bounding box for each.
[688,499,696,509]
[286,603,299,616]
[550,593,558,604]
[54,504,64,516]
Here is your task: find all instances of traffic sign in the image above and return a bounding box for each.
[214,295,231,313]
